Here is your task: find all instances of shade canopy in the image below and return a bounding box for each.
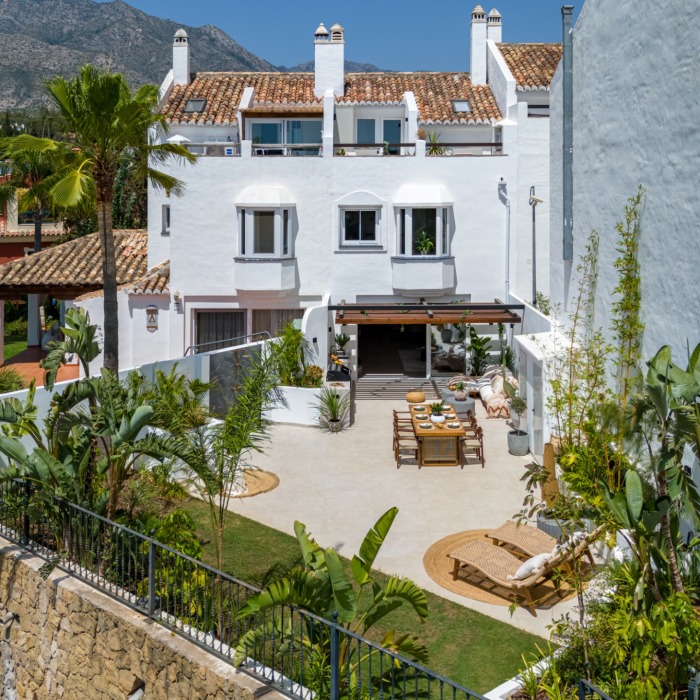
[394,184,453,207]
[235,186,295,208]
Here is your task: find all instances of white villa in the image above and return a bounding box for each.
[72,6,560,381]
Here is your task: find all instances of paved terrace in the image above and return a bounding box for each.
[231,397,577,638]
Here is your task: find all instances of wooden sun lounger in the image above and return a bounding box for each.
[488,520,596,566]
[448,527,604,615]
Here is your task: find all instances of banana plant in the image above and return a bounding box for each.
[234,507,428,697]
[601,469,671,605]
[626,343,700,596]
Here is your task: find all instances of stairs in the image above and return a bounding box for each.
[354,374,443,401]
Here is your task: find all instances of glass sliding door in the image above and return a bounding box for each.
[286,120,322,155]
[383,119,401,155]
[196,311,246,352]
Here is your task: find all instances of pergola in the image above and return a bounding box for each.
[332,302,523,327]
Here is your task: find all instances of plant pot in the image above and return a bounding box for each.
[453,390,467,401]
[440,329,453,343]
[431,414,446,424]
[509,409,521,430]
[507,429,529,456]
[536,512,564,539]
[327,419,343,433]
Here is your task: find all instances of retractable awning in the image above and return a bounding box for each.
[332,303,522,326]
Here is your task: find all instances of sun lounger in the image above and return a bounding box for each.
[448,527,604,615]
[488,520,595,565]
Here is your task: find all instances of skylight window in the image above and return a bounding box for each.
[183,99,206,113]
[452,100,471,112]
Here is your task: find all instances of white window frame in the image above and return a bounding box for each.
[340,208,381,247]
[396,207,452,257]
[247,118,322,149]
[161,204,170,235]
[237,208,294,259]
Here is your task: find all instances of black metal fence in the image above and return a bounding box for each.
[577,680,614,699]
[0,480,486,700]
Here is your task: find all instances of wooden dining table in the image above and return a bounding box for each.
[408,403,466,467]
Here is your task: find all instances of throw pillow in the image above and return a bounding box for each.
[509,552,552,580]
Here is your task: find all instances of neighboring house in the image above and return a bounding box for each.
[548,0,700,363]
[74,7,560,374]
[0,230,148,361]
[515,0,700,460]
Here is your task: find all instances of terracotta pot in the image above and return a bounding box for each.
[406,390,426,403]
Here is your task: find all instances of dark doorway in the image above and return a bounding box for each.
[358,324,426,377]
[195,311,246,352]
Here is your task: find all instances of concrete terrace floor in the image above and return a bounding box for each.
[229,397,577,639]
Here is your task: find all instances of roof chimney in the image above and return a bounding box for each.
[173,28,190,85]
[487,8,502,44]
[314,22,345,97]
[470,5,487,84]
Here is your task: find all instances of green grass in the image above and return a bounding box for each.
[4,334,27,361]
[183,499,548,694]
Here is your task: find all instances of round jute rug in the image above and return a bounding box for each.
[423,529,576,609]
[234,469,279,498]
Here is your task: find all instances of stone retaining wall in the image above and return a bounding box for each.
[0,537,285,700]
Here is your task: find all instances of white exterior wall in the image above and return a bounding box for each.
[314,41,344,97]
[487,41,517,121]
[549,0,700,360]
[513,100,551,303]
[159,149,515,321]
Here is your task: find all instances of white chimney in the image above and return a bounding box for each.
[487,8,502,44]
[173,28,190,86]
[470,5,487,85]
[314,23,345,98]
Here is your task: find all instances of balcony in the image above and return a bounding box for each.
[391,256,456,295]
[234,257,297,292]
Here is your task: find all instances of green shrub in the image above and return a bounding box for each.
[0,365,24,393]
[4,318,27,337]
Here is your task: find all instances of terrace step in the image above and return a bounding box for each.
[354,374,443,401]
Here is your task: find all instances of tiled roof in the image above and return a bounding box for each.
[161,72,501,125]
[339,73,500,124]
[497,44,563,90]
[128,260,170,294]
[0,229,147,296]
[0,224,63,238]
[75,260,170,301]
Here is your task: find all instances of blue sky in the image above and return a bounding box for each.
[96,0,582,71]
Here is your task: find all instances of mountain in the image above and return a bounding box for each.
[0,0,386,111]
[283,60,385,74]
[0,0,277,110]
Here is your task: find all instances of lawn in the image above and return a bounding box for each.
[183,499,548,694]
[4,334,27,361]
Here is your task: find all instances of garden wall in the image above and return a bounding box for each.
[0,536,284,700]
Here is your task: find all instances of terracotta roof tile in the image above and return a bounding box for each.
[0,223,63,238]
[128,260,170,295]
[497,44,563,90]
[161,72,501,125]
[0,230,147,295]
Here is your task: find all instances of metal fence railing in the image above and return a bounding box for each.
[0,480,486,700]
[577,680,614,700]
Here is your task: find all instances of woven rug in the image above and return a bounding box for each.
[423,529,576,610]
[234,469,279,498]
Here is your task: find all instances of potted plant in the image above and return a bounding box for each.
[452,380,467,401]
[426,132,445,156]
[429,401,446,424]
[316,385,350,432]
[334,332,350,356]
[509,395,527,430]
[415,231,435,255]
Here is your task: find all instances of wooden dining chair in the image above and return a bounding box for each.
[461,426,485,468]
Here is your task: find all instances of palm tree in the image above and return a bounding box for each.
[0,142,65,253]
[14,65,196,371]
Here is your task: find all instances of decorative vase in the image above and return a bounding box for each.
[507,430,529,456]
[406,390,425,403]
[431,414,446,424]
[454,389,467,401]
